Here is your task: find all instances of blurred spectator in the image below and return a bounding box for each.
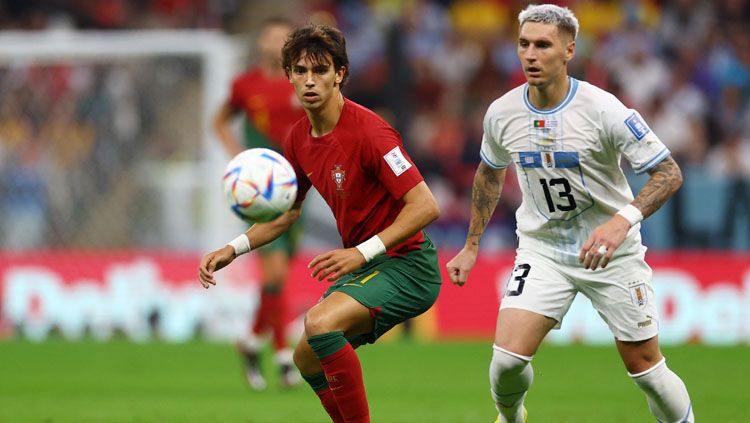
[706,129,750,248]
[1,0,750,251]
[706,129,750,178]
[646,67,708,165]
[658,0,714,60]
[607,26,669,110]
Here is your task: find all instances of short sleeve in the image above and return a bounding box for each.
[228,76,245,110]
[605,99,670,174]
[480,105,512,169]
[364,125,424,200]
[282,131,312,204]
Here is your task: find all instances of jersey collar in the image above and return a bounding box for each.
[523,77,579,115]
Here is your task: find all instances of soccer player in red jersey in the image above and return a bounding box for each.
[199,24,442,422]
[213,17,306,390]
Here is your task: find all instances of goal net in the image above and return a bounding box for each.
[0,30,242,251]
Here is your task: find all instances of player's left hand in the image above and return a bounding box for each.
[578,214,631,270]
[198,245,236,289]
[309,248,366,282]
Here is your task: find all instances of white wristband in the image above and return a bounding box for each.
[616,204,643,226]
[355,235,386,262]
[227,234,252,256]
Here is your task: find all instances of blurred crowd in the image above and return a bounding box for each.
[1,0,749,250]
[0,58,203,248]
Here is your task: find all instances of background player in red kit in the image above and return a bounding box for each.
[199,24,442,422]
[212,17,306,390]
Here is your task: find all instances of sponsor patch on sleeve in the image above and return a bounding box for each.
[383,146,412,176]
[624,113,650,140]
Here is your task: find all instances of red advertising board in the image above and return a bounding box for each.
[1,251,748,344]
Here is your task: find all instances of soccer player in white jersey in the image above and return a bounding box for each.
[446,4,694,423]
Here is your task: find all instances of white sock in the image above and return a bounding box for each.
[237,332,265,353]
[630,358,694,423]
[490,345,533,423]
[274,348,294,366]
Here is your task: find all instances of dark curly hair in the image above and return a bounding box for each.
[281,24,350,88]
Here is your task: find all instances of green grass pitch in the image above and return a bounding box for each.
[0,339,746,422]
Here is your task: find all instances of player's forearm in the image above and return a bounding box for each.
[213,104,244,156]
[377,182,440,250]
[465,162,506,250]
[631,156,683,219]
[215,127,244,157]
[245,205,301,249]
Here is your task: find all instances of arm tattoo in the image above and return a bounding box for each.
[632,156,683,219]
[467,162,505,247]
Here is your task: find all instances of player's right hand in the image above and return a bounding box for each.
[446,247,478,287]
[198,246,236,289]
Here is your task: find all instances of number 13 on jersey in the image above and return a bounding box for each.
[518,151,594,221]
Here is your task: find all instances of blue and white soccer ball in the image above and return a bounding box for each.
[222,148,297,223]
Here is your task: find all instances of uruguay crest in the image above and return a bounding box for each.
[629,283,648,307]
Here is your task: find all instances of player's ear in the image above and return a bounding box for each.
[334,66,345,84]
[566,40,576,61]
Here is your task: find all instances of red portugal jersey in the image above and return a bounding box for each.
[229,68,306,146]
[284,99,426,255]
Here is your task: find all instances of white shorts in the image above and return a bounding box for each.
[499,248,659,342]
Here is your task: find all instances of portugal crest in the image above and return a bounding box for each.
[331,164,346,191]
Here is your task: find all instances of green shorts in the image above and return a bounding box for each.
[323,233,442,346]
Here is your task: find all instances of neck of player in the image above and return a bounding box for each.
[528,73,570,110]
[308,91,344,137]
[261,58,285,78]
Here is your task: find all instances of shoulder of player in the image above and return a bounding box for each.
[481,84,526,132]
[573,80,624,110]
[343,99,398,139]
[345,99,387,122]
[485,84,526,117]
[284,116,312,145]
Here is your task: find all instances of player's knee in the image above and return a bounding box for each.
[619,340,662,374]
[624,354,662,375]
[303,307,335,336]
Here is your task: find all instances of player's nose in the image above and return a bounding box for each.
[523,47,537,61]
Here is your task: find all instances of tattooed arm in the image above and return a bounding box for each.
[632,156,683,219]
[579,155,683,270]
[466,162,508,249]
[446,161,507,286]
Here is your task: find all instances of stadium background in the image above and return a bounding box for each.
[0,0,748,421]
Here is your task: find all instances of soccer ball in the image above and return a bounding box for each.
[222,148,297,223]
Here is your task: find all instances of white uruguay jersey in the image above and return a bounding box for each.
[481,78,670,264]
